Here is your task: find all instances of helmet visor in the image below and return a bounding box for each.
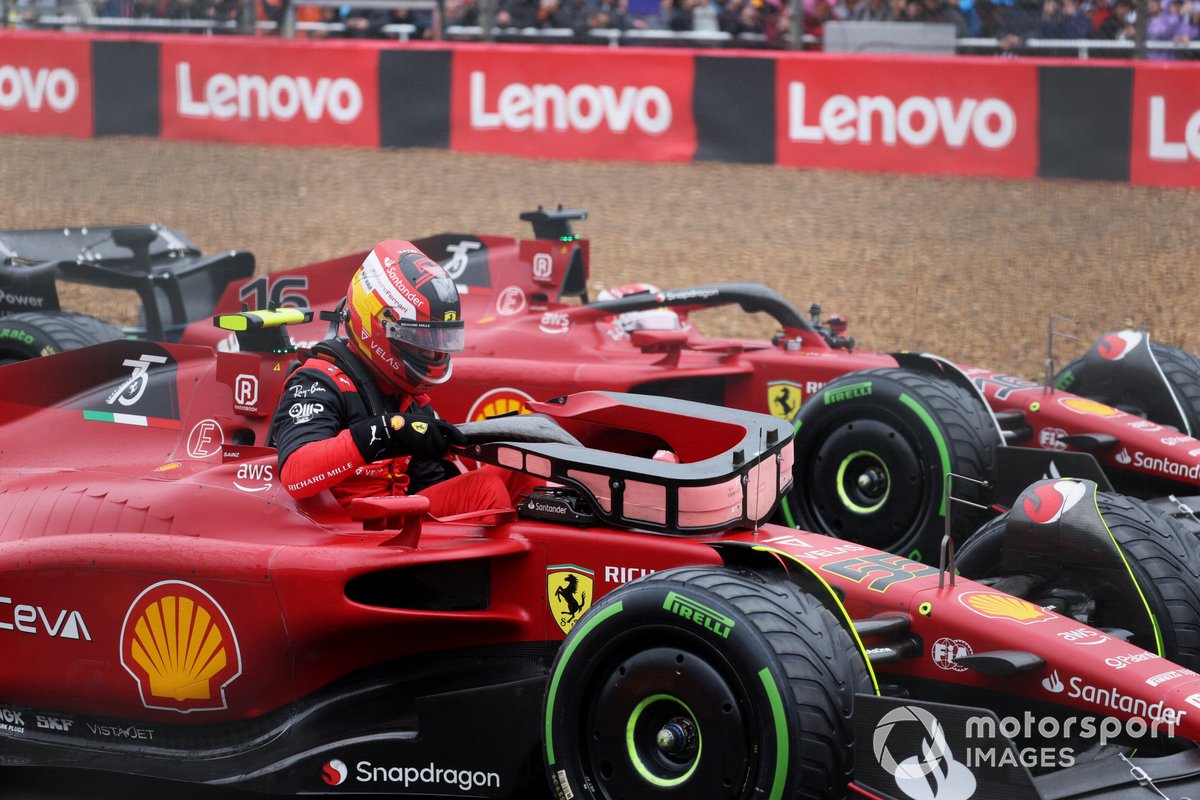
[385,319,465,353]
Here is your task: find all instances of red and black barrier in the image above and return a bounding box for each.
[2,29,1198,187]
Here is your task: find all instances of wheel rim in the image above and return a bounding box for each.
[802,417,931,553]
[583,645,751,798]
[835,450,891,514]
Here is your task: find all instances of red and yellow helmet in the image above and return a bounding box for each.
[345,240,464,394]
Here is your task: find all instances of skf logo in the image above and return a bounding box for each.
[233,374,259,410]
[959,591,1053,624]
[547,565,593,634]
[120,581,242,713]
[323,759,349,786]
[767,381,803,421]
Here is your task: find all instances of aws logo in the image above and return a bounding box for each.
[120,581,242,713]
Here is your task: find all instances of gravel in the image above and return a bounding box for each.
[3,133,1198,378]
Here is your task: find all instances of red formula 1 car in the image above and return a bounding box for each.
[4,312,1200,799]
[4,209,1200,565]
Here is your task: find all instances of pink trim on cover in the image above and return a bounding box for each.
[623,480,667,525]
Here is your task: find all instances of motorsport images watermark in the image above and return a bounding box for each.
[872,704,1182,800]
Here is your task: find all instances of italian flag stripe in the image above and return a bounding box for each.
[83,410,180,429]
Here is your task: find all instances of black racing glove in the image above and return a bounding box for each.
[349,414,467,462]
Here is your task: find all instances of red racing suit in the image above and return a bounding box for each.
[272,346,538,517]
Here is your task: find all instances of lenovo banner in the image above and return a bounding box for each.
[159,39,379,147]
[0,32,92,137]
[450,46,696,161]
[775,55,1039,178]
[1130,63,1200,188]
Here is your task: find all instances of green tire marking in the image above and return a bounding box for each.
[835,450,890,515]
[750,547,881,695]
[626,694,701,787]
[544,600,624,765]
[1092,493,1165,657]
[759,668,788,800]
[899,393,951,517]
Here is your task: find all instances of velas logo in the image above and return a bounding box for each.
[1021,480,1087,524]
[788,81,1016,150]
[175,62,362,123]
[1096,331,1144,360]
[0,65,79,112]
[120,581,242,713]
[469,71,672,135]
[323,759,348,786]
[958,591,1053,624]
[873,705,977,800]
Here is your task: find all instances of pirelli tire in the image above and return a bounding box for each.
[0,312,125,364]
[958,492,1200,672]
[784,367,997,563]
[1055,341,1200,436]
[542,565,870,800]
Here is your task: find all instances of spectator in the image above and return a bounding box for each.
[449,0,479,24]
[1148,0,1194,57]
[846,0,893,21]
[935,0,973,35]
[496,0,541,27]
[1095,0,1133,37]
[994,0,1040,48]
[1034,0,1090,36]
[661,0,697,30]
[1083,0,1112,33]
[162,0,211,19]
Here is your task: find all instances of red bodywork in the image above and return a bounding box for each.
[1,337,1199,769]
[181,224,1200,500]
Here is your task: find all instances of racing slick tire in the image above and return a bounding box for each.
[783,367,997,563]
[0,312,125,364]
[958,492,1200,671]
[1055,341,1200,436]
[542,565,870,800]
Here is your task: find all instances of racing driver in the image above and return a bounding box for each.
[271,240,532,517]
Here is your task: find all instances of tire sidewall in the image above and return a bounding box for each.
[543,572,799,800]
[0,316,61,361]
[790,370,947,559]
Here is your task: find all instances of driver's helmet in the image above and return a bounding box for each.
[345,240,464,394]
[597,282,682,334]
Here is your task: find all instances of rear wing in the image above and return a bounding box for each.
[0,224,255,341]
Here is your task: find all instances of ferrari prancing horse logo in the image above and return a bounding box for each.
[767,381,803,421]
[547,565,593,634]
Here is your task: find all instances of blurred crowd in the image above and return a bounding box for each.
[8,0,1200,53]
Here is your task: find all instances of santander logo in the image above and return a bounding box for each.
[787,81,1016,149]
[469,71,672,135]
[322,758,348,786]
[1022,480,1087,524]
[176,62,362,123]
[0,65,78,112]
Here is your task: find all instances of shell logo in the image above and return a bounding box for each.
[120,580,242,713]
[466,388,534,422]
[1058,397,1122,418]
[958,591,1053,624]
